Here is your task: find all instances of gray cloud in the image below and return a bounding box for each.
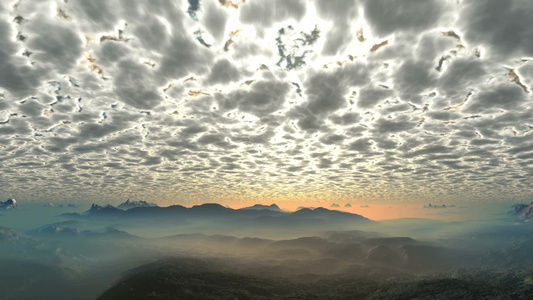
[458,0,533,59]
[240,0,306,29]
[364,0,446,37]
[315,0,359,55]
[0,0,532,205]
[207,59,242,85]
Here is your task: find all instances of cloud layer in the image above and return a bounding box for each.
[0,0,532,205]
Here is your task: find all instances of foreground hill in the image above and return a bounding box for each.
[97,258,533,300]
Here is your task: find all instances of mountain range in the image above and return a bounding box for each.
[60,203,372,231]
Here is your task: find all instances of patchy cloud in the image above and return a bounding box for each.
[0,0,532,205]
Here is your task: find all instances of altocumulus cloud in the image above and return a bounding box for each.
[0,0,532,205]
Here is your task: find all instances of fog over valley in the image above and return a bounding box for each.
[1,200,533,299]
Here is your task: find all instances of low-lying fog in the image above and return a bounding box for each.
[1,202,532,300]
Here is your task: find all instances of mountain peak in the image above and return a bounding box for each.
[0,198,18,210]
[85,203,120,215]
[511,202,533,220]
[240,204,282,212]
[192,203,228,210]
[117,199,158,210]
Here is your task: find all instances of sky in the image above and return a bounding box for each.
[0,0,532,208]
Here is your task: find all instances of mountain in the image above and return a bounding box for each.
[32,224,136,239]
[296,206,315,210]
[0,198,18,210]
[510,202,533,220]
[81,227,137,239]
[271,236,327,249]
[85,204,122,215]
[97,258,298,300]
[59,204,125,218]
[162,233,241,244]
[97,257,533,300]
[117,199,158,210]
[61,203,373,231]
[0,227,25,241]
[292,207,368,221]
[239,203,283,212]
[34,225,81,237]
[189,203,230,215]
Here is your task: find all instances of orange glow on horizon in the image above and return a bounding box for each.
[223,202,466,221]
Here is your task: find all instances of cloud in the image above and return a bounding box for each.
[314,0,359,55]
[25,17,83,73]
[458,0,533,59]
[0,0,531,205]
[206,59,242,85]
[363,0,447,37]
[423,204,456,209]
[224,78,292,116]
[240,0,306,29]
[464,84,526,113]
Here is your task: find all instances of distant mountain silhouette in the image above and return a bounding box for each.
[291,207,368,221]
[117,199,158,210]
[510,202,533,220]
[60,204,130,218]
[296,206,315,210]
[61,203,373,230]
[86,204,122,215]
[239,204,283,212]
